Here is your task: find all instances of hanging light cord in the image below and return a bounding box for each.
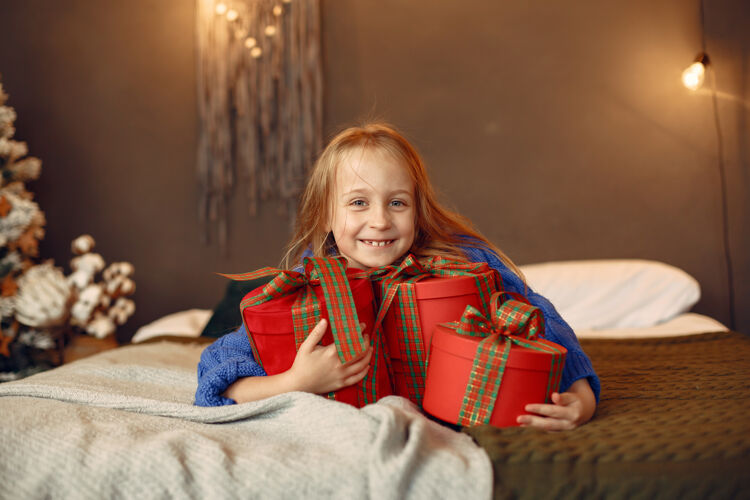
[708,71,736,330]
[702,0,736,330]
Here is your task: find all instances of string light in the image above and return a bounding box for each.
[212,1,290,60]
[682,53,709,90]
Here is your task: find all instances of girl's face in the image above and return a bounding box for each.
[328,147,416,270]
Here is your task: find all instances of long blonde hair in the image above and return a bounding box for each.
[282,122,523,280]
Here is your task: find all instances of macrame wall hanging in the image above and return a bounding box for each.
[196,0,323,250]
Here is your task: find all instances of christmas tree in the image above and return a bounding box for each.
[0,79,58,378]
[0,78,136,381]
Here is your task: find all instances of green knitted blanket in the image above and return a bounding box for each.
[466,331,750,499]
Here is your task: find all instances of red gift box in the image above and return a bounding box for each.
[223,257,392,407]
[370,255,501,405]
[381,275,484,401]
[422,293,566,427]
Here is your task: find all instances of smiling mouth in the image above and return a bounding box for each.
[360,239,395,247]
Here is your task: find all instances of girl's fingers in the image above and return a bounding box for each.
[524,403,572,420]
[344,360,371,386]
[299,319,328,352]
[345,342,372,364]
[553,392,578,406]
[517,414,576,431]
[345,347,372,372]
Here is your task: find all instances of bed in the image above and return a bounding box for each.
[1,260,749,499]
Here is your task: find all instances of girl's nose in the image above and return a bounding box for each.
[369,205,391,229]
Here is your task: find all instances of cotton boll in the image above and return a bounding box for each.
[122,278,135,295]
[99,293,111,310]
[70,284,103,326]
[108,297,135,326]
[102,262,135,297]
[68,253,105,290]
[14,262,72,328]
[103,261,133,282]
[86,312,116,338]
[71,234,95,255]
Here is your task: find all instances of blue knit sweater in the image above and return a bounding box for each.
[195,246,601,406]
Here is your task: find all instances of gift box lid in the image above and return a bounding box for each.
[431,324,566,371]
[242,270,373,333]
[413,275,481,300]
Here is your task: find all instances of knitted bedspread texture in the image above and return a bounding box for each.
[466,331,750,499]
[0,341,491,500]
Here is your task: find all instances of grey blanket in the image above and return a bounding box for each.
[0,341,491,499]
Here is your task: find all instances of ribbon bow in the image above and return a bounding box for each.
[221,256,383,405]
[221,256,368,365]
[455,290,543,340]
[450,291,564,427]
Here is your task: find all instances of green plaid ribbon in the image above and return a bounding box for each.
[220,256,381,404]
[369,254,501,405]
[447,291,566,427]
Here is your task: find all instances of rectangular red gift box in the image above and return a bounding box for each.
[241,270,392,407]
[422,323,567,427]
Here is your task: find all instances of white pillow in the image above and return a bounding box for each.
[518,260,700,330]
[575,313,727,339]
[131,309,213,343]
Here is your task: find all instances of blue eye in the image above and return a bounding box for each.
[390,200,405,207]
[351,199,366,206]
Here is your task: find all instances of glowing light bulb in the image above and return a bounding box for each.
[250,47,263,58]
[682,53,710,91]
[226,9,239,21]
[273,5,283,16]
[215,3,228,15]
[264,25,277,37]
[244,37,257,49]
[682,62,705,90]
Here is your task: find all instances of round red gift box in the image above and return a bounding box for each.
[422,324,567,427]
[380,275,484,400]
[242,271,392,407]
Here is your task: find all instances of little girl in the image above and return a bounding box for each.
[196,122,600,430]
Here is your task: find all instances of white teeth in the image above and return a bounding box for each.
[363,240,393,247]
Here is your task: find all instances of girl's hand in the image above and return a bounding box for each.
[516,378,596,431]
[288,319,373,394]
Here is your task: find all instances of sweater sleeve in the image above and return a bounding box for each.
[462,244,601,403]
[194,324,268,407]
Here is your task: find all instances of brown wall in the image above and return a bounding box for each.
[0,0,747,341]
